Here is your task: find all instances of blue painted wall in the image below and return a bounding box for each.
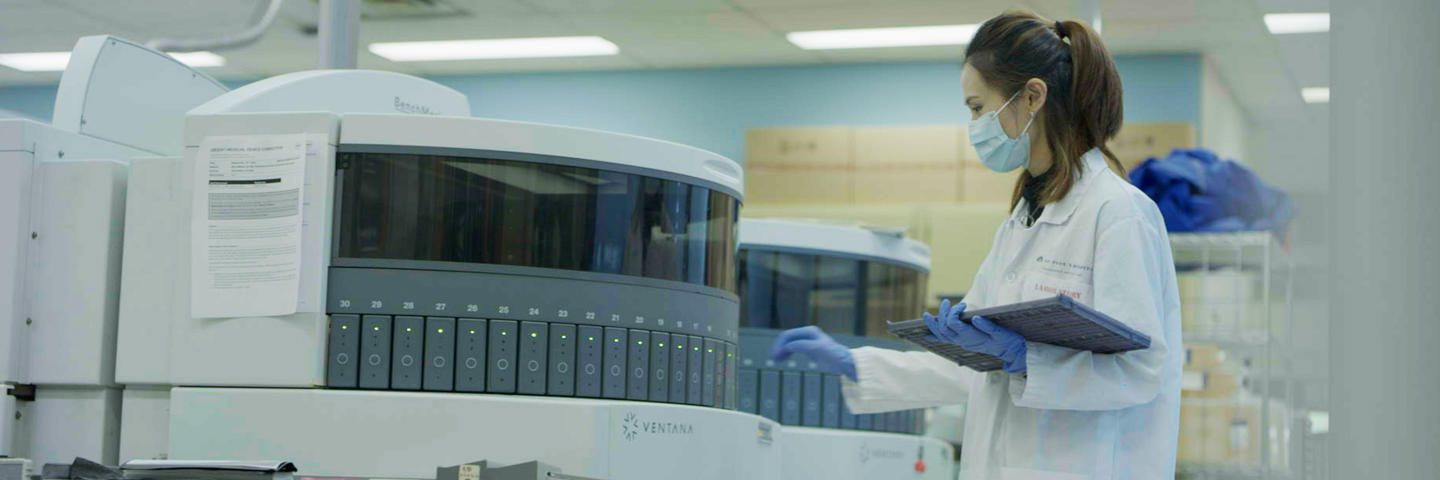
[0,84,59,121]
[0,54,1199,161]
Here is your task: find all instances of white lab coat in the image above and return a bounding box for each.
[841,149,1183,480]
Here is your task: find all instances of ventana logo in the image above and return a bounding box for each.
[858,444,905,464]
[620,412,695,441]
[393,96,437,115]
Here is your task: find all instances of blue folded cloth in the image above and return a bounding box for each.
[1129,149,1294,236]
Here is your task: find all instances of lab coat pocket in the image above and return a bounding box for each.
[999,467,1092,480]
[1021,272,1093,305]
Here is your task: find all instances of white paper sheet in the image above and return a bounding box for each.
[297,133,331,313]
[190,134,307,319]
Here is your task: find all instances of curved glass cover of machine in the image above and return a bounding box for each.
[739,249,928,337]
[336,152,739,292]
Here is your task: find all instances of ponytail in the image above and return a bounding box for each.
[1057,19,1126,174]
[965,11,1127,208]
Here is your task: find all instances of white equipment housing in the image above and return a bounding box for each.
[169,388,779,480]
[117,69,778,480]
[0,35,228,464]
[736,219,954,479]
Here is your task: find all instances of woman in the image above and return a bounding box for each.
[770,11,1183,480]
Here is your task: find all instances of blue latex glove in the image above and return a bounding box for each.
[769,326,857,381]
[923,299,1029,374]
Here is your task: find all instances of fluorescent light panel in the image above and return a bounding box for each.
[1302,87,1330,104]
[0,50,225,72]
[167,51,226,67]
[787,24,980,50]
[368,36,619,61]
[0,52,71,72]
[1264,13,1329,34]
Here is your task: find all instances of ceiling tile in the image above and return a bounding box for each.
[52,0,257,33]
[359,14,580,42]
[744,0,1016,31]
[522,0,733,14]
[1275,33,1328,87]
[0,4,122,41]
[812,45,965,63]
[404,54,647,75]
[561,10,804,66]
[418,0,541,16]
[1255,0,1331,14]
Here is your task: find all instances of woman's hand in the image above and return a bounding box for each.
[769,326,858,381]
[923,299,1028,373]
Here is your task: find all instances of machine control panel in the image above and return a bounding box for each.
[423,317,456,391]
[548,324,576,396]
[327,314,738,410]
[735,329,927,434]
[391,316,424,390]
[327,314,360,388]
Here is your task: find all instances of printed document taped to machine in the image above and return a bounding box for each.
[191,134,306,318]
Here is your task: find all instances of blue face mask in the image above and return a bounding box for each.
[969,90,1037,173]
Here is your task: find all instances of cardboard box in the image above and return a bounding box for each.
[920,204,1013,300]
[1177,403,1203,462]
[1178,402,1263,465]
[853,167,959,204]
[1177,269,1261,303]
[1185,343,1228,370]
[853,126,961,165]
[739,204,920,234]
[1109,122,1196,171]
[852,126,962,203]
[1182,370,1242,399]
[1229,405,1261,465]
[745,167,853,205]
[960,160,1019,204]
[747,127,853,165]
[745,127,854,205]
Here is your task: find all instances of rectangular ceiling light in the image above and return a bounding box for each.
[1264,13,1329,34]
[1302,87,1330,104]
[0,51,71,72]
[167,51,226,68]
[368,36,620,62]
[0,50,225,72]
[787,24,981,50]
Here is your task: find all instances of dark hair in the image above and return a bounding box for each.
[964,10,1125,208]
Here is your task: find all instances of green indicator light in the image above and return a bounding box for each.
[373,326,380,331]
[658,343,664,347]
[501,331,508,336]
[531,332,538,338]
[438,328,445,333]
[694,346,700,351]
[707,348,714,353]
[588,336,595,341]
[469,330,476,334]
[561,335,568,339]
[613,338,620,343]
[637,341,644,345]
[341,325,348,329]
[677,345,684,349]
[406,327,412,332]
[727,353,734,358]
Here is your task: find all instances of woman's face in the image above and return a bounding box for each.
[961,63,1032,140]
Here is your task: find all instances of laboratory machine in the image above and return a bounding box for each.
[735,219,954,479]
[114,63,778,479]
[1,36,228,465]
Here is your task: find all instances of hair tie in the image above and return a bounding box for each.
[1055,21,1067,38]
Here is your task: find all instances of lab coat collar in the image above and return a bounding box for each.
[1011,148,1109,227]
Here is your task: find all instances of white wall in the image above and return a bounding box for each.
[1200,55,1250,162]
